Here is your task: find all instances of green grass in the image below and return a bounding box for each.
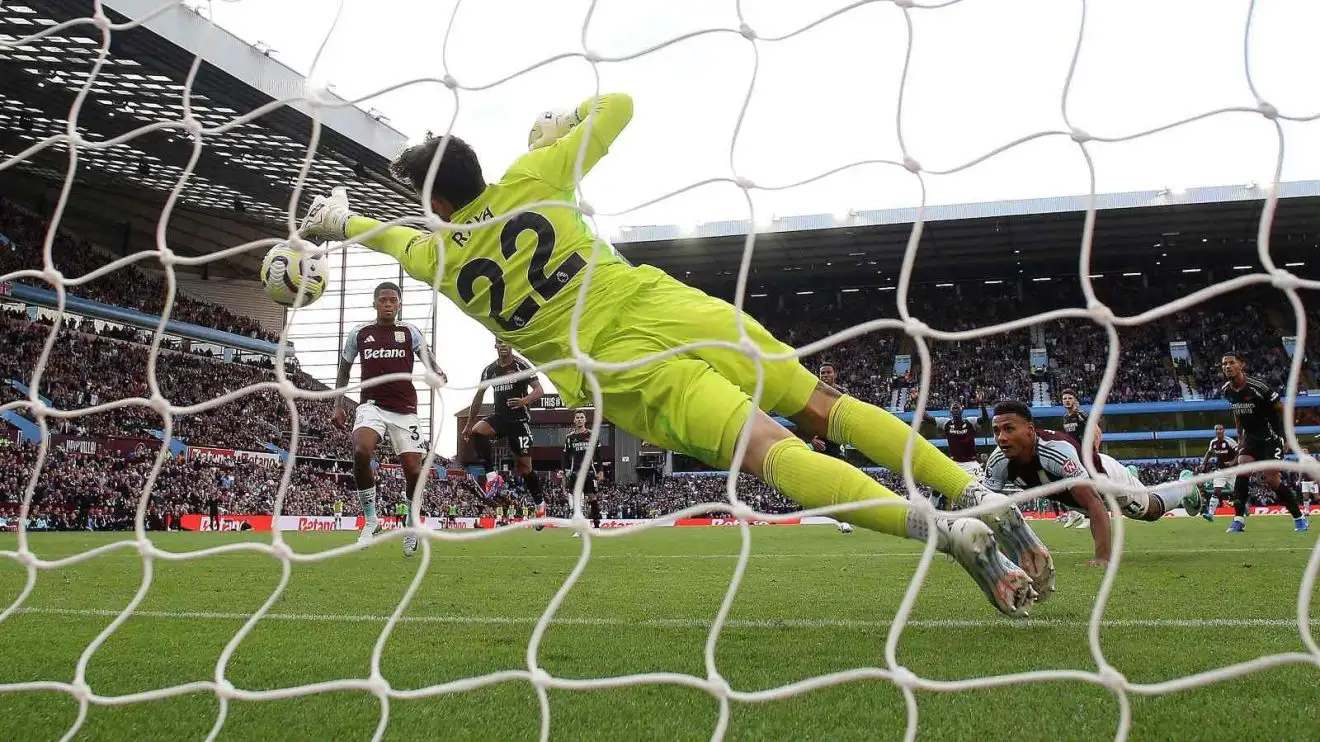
[1,519,1319,741]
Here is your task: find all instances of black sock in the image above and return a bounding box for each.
[523,471,541,498]
[1233,476,1250,519]
[471,434,493,471]
[1272,483,1304,519]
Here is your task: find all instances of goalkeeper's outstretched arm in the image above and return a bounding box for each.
[515,93,634,189]
[302,95,634,283]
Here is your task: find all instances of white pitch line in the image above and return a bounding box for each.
[286,543,1309,559]
[10,607,1319,631]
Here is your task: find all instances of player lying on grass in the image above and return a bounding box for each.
[297,93,1053,616]
[986,401,1196,565]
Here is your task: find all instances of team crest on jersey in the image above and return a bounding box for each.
[395,331,405,343]
[1062,458,1080,476]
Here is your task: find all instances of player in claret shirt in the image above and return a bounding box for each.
[920,390,989,477]
[334,282,445,553]
[1195,424,1238,522]
[297,93,1051,617]
[1218,352,1308,534]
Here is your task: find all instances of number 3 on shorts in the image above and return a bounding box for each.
[409,425,421,442]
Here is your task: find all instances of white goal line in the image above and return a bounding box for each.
[12,607,1317,632]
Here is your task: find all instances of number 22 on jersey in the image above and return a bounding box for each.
[456,211,586,332]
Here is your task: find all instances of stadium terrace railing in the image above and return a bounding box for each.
[2,282,292,357]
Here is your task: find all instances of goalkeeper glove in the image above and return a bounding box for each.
[527,108,581,151]
[299,187,355,242]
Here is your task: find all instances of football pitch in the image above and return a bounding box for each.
[2,521,1318,741]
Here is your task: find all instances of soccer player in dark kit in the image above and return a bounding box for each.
[1218,352,1309,534]
[562,410,602,530]
[811,363,848,458]
[464,340,545,507]
[1059,389,1088,438]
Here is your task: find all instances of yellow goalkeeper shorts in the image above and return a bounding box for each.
[560,265,819,469]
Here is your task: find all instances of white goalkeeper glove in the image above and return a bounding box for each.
[299,187,355,242]
[527,108,581,151]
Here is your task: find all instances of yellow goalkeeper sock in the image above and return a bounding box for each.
[826,395,974,503]
[762,437,926,541]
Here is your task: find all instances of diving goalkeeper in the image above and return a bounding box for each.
[298,93,1053,616]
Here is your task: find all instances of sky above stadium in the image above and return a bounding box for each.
[197,0,1320,455]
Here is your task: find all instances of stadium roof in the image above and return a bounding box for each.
[0,0,420,278]
[613,181,1320,293]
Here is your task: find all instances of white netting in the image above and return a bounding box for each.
[3,1,1320,741]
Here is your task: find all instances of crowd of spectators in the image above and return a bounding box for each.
[0,198,279,342]
[6,439,1306,532]
[1,313,350,456]
[745,276,1310,411]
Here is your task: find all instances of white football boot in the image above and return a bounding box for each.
[936,517,1037,617]
[357,517,382,547]
[960,481,1056,603]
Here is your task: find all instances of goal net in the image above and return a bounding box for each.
[2,1,1319,740]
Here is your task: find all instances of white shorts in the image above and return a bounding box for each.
[354,402,425,456]
[1212,476,1231,491]
[1302,481,1318,495]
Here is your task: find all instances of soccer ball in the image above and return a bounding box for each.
[837,521,853,534]
[260,241,327,307]
[534,524,545,532]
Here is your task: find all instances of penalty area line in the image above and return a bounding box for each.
[11,607,1320,631]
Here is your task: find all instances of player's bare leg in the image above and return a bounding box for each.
[400,452,425,556]
[789,382,1055,601]
[743,409,1036,617]
[352,427,383,545]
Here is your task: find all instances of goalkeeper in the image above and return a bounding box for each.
[299,94,1053,616]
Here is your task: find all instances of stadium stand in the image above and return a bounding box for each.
[3,440,1306,532]
[3,185,1314,531]
[0,198,280,342]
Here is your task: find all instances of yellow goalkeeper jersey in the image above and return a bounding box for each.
[349,94,637,404]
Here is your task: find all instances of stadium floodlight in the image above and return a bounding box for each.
[1182,268,1202,273]
[1124,272,1143,276]
[984,280,1003,285]
[1032,277,1052,282]
[1285,262,1305,267]
[1233,265,1253,270]
[795,290,814,296]
[841,288,860,293]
